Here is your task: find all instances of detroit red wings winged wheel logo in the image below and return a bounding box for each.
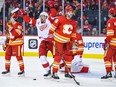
[39,23,48,31]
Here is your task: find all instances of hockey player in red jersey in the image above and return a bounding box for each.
[71,33,89,73]
[2,13,25,75]
[48,5,77,79]
[59,32,89,73]
[23,11,54,77]
[101,7,116,79]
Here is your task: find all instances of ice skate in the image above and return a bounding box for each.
[65,72,75,78]
[2,69,10,75]
[44,70,51,77]
[101,72,112,79]
[18,70,25,76]
[52,73,60,79]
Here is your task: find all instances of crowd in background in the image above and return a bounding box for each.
[0,0,116,36]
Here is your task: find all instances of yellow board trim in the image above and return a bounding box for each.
[0,52,104,59]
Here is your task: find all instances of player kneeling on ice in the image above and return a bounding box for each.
[60,33,89,73]
[2,13,25,76]
[71,33,89,73]
[101,7,116,79]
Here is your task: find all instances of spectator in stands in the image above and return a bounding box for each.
[83,20,92,36]
[101,27,106,36]
[102,0,109,10]
[28,24,37,35]
[91,1,98,10]
[1,0,116,36]
[57,5,63,16]
[91,27,98,36]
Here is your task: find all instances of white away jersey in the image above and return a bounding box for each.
[36,18,51,38]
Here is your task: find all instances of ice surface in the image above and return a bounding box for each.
[0,57,116,87]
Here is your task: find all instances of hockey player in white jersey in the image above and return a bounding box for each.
[23,12,53,77]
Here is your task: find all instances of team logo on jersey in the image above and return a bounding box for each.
[63,24,73,34]
[28,39,38,49]
[39,24,47,31]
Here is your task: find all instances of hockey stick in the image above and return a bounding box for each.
[39,37,80,85]
[11,8,19,14]
[52,41,80,86]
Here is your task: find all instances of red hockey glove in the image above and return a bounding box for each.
[2,44,7,51]
[18,9,27,17]
[103,42,109,50]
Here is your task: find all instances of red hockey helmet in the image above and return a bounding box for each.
[47,0,55,8]
[109,7,116,15]
[11,13,18,19]
[65,5,73,12]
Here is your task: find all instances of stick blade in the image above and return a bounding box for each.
[11,8,19,14]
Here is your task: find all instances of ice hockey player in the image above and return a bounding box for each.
[101,7,116,79]
[23,11,54,77]
[48,5,77,79]
[59,32,89,73]
[71,32,89,73]
[2,13,25,76]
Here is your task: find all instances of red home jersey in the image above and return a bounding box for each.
[8,22,23,46]
[73,33,84,55]
[49,16,77,43]
[105,17,116,48]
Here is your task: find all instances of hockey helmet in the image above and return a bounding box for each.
[109,7,116,15]
[11,13,18,20]
[65,5,73,12]
[40,12,49,18]
[47,0,55,8]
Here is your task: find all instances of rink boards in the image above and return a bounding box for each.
[0,36,105,59]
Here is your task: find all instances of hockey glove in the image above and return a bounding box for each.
[103,43,109,50]
[2,44,7,51]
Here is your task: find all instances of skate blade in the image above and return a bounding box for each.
[51,78,60,82]
[18,73,25,77]
[44,75,52,79]
[2,73,10,76]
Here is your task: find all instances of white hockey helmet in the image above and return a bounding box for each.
[40,12,49,18]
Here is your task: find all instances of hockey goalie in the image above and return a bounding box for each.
[71,33,89,73]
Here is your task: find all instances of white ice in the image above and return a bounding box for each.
[0,56,116,87]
